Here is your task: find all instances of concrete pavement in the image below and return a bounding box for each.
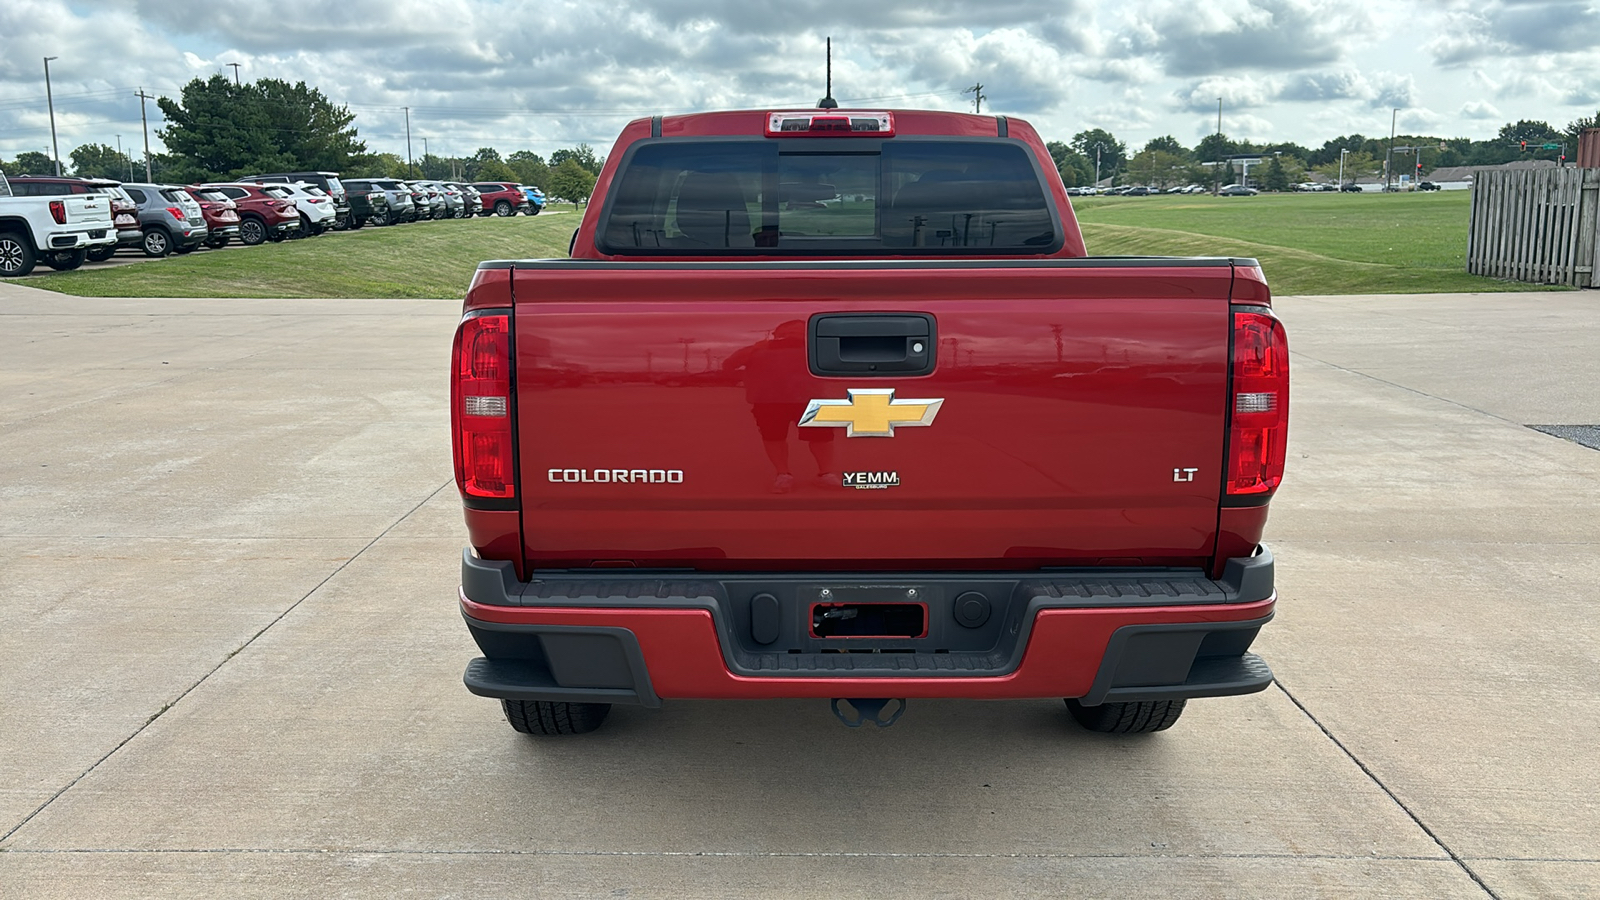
[0,282,1596,898]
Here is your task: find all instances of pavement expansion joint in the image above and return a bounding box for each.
[0,479,454,847]
[1290,351,1528,429]
[1273,680,1502,899]
[0,848,1473,862]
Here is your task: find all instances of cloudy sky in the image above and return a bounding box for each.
[3,0,1598,164]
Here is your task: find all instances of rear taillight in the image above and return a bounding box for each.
[1227,309,1289,499]
[452,312,515,500]
[49,200,67,224]
[166,207,185,221]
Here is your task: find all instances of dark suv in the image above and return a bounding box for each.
[471,182,528,217]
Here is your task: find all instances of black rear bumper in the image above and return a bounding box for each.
[460,548,1275,707]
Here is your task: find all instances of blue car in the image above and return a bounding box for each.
[519,185,545,216]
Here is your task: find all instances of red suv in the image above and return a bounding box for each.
[470,182,528,217]
[7,176,142,260]
[185,186,243,248]
[196,183,301,245]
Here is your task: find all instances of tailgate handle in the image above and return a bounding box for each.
[809,313,936,377]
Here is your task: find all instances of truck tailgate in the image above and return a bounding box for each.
[511,261,1233,570]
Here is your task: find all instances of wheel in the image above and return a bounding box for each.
[1065,698,1186,734]
[351,216,366,229]
[267,231,286,243]
[0,232,37,277]
[526,206,541,216]
[501,699,611,735]
[495,200,513,217]
[173,244,194,254]
[369,209,389,227]
[86,245,117,262]
[45,248,88,271]
[239,218,267,246]
[141,227,172,257]
[206,236,229,249]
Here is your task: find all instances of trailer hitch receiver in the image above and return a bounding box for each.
[831,697,907,728]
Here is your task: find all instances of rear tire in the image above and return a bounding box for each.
[45,248,87,271]
[501,699,611,735]
[239,218,267,246]
[495,200,513,217]
[141,227,172,257]
[1066,698,1186,734]
[87,245,117,262]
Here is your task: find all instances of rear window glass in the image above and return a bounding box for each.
[598,139,1057,254]
[262,186,292,199]
[325,176,344,194]
[192,189,229,202]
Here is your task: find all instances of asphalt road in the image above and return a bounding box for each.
[0,283,1595,898]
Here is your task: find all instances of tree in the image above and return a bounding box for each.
[551,144,602,175]
[548,157,597,207]
[345,152,408,178]
[1127,148,1189,188]
[1142,135,1188,157]
[6,151,57,176]
[156,75,366,180]
[1069,129,1126,178]
[1565,110,1600,147]
[475,158,519,182]
[1195,133,1241,162]
[508,150,550,188]
[1045,141,1094,187]
[70,143,136,180]
[1261,156,1290,192]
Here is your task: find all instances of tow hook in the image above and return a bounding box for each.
[831,697,907,728]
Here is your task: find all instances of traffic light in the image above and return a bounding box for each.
[1520,140,1527,151]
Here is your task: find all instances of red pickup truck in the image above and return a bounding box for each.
[452,109,1288,736]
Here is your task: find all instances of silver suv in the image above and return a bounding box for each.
[121,183,209,257]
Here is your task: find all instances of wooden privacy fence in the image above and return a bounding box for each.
[1468,167,1600,287]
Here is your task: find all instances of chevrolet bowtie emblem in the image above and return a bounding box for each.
[798,388,944,437]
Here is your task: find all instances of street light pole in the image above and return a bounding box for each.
[1094,142,1103,189]
[44,57,61,176]
[1386,108,1398,191]
[1214,97,1223,195]
[1339,148,1347,187]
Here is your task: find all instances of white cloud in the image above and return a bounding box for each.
[1461,100,1502,119]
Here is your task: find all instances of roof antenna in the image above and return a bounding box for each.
[817,37,839,109]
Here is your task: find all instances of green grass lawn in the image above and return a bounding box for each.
[27,212,578,299]
[23,191,1550,299]
[1073,190,1552,295]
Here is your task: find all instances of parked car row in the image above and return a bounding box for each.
[0,172,548,274]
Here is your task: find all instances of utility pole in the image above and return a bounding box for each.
[404,107,414,177]
[423,137,429,175]
[1339,148,1348,187]
[1385,107,1398,191]
[136,88,155,181]
[227,62,241,86]
[44,57,61,176]
[963,83,986,114]
[1094,142,1104,189]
